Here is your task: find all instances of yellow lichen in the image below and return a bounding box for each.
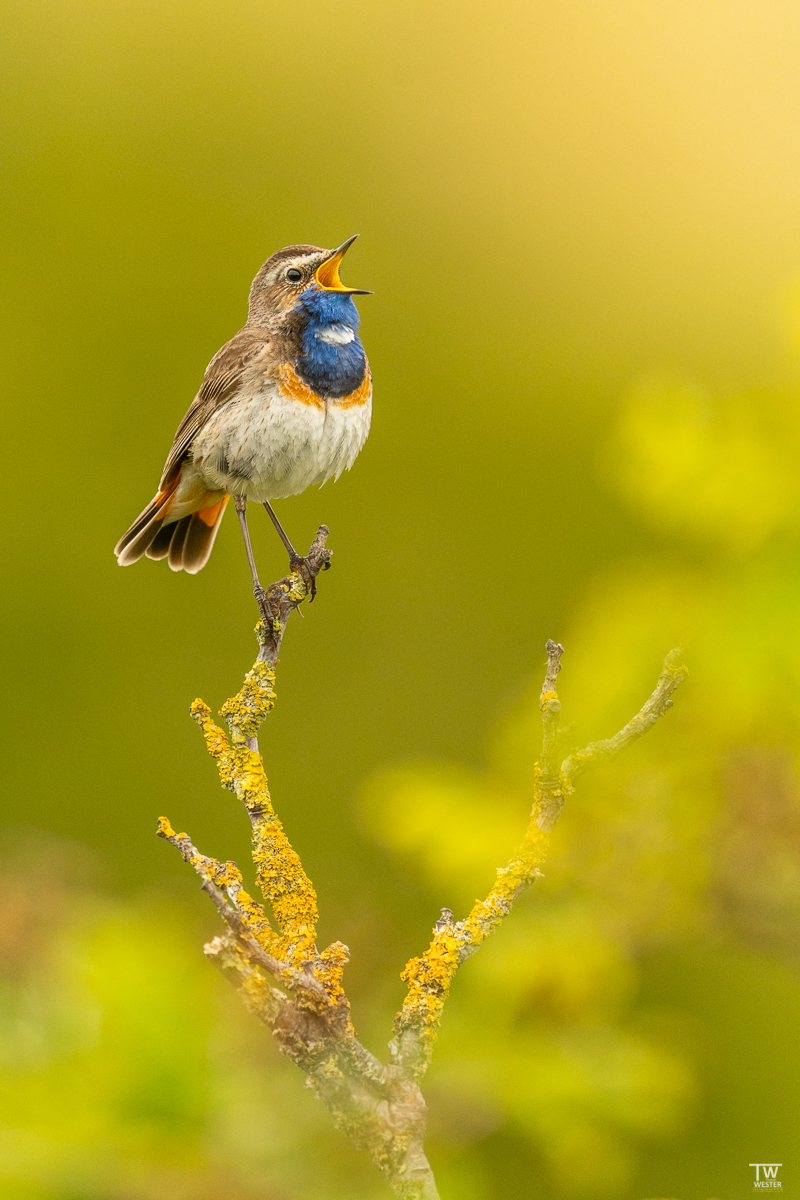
[157,816,180,840]
[160,814,280,954]
[220,659,277,741]
[250,803,319,963]
[192,654,321,967]
[312,941,350,1001]
[398,927,461,1037]
[395,792,554,1045]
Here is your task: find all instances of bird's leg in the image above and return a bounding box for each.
[263,500,318,600]
[234,494,274,630]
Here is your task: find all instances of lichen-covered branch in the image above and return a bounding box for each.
[159,537,439,1200]
[391,642,688,1079]
[158,541,687,1197]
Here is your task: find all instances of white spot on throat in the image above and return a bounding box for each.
[315,323,355,346]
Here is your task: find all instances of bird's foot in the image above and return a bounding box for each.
[254,583,274,632]
[289,553,318,601]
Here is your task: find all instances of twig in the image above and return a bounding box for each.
[560,647,688,785]
[539,638,565,806]
[391,644,687,1079]
[258,524,332,667]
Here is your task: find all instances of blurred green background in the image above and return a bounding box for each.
[3,1,800,1197]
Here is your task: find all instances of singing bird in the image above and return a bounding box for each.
[114,236,372,616]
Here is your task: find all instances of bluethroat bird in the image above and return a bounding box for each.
[115,236,372,622]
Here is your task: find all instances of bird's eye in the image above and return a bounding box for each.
[286,268,303,282]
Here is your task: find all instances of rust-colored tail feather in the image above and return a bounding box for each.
[138,496,229,575]
[180,500,229,573]
[115,475,229,574]
[114,475,181,567]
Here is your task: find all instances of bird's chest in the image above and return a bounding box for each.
[190,371,370,500]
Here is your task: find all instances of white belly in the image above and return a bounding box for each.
[187,382,371,502]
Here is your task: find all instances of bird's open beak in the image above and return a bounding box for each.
[315,235,372,294]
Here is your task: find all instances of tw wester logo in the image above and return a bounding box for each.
[750,1163,782,1189]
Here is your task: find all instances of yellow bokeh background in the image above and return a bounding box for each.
[3,1,800,1197]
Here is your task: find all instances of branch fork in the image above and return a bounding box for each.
[157,537,688,1197]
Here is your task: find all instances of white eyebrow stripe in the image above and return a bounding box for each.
[315,323,356,345]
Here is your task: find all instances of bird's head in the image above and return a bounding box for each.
[247,236,371,328]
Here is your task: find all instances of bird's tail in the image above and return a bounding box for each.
[115,476,182,567]
[115,472,229,574]
[144,497,229,574]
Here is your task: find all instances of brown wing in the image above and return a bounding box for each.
[158,327,271,487]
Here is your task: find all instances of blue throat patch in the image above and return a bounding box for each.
[294,288,367,399]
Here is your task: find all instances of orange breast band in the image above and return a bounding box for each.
[277,363,326,409]
[277,363,372,410]
[335,370,372,409]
